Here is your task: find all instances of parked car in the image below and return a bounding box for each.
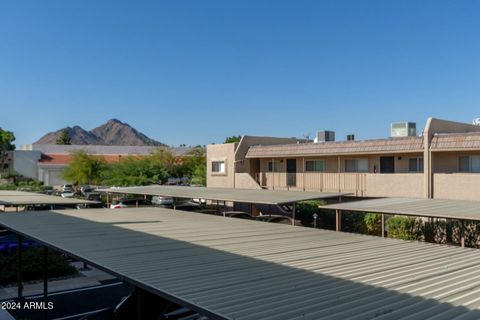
[256,215,293,224]
[192,198,207,205]
[80,185,94,195]
[62,184,74,192]
[110,198,152,209]
[61,190,75,198]
[42,186,54,195]
[152,196,174,206]
[85,192,101,201]
[224,211,253,220]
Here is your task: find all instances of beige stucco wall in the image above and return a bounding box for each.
[364,173,424,198]
[206,143,236,188]
[433,173,480,201]
[234,173,262,189]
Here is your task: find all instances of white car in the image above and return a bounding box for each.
[152,196,174,206]
[60,191,75,198]
[192,198,206,205]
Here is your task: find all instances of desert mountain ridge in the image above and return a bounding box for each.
[34,119,166,146]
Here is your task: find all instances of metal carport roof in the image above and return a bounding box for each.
[96,185,348,205]
[1,208,480,319]
[321,197,480,221]
[0,190,98,206]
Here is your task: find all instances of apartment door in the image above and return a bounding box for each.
[380,156,395,173]
[286,159,297,187]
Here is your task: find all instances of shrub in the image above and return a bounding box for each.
[387,216,422,240]
[341,211,365,233]
[0,247,76,285]
[364,213,382,236]
[296,200,327,227]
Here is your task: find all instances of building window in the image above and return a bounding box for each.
[305,160,324,172]
[211,161,225,173]
[459,156,480,173]
[345,159,368,172]
[268,160,280,172]
[409,158,424,172]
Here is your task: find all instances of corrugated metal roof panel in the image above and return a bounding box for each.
[322,197,480,221]
[97,185,348,205]
[0,208,479,319]
[0,190,98,205]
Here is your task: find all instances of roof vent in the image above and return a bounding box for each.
[314,131,335,143]
[347,134,355,141]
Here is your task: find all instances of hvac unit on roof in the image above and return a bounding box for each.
[314,131,335,143]
[390,122,416,138]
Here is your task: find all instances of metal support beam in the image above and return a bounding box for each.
[223,202,226,217]
[136,289,143,320]
[381,213,385,238]
[17,235,23,302]
[272,157,275,191]
[173,198,176,210]
[460,220,466,248]
[106,192,110,208]
[336,209,341,232]
[43,246,48,320]
[292,203,296,226]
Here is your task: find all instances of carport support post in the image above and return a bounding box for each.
[336,209,341,232]
[292,202,296,226]
[136,289,143,320]
[106,192,110,208]
[460,220,466,248]
[173,197,176,210]
[17,235,23,302]
[43,246,48,320]
[381,213,385,238]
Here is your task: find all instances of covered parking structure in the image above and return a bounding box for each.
[1,208,480,319]
[97,185,349,225]
[0,190,99,211]
[321,197,480,247]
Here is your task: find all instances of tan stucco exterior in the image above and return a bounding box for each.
[207,119,480,201]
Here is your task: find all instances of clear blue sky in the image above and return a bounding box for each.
[1,0,479,147]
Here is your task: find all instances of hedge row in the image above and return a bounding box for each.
[0,247,76,285]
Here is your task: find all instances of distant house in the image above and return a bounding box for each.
[13,144,193,186]
[206,117,480,201]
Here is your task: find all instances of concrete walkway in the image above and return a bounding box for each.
[0,262,117,301]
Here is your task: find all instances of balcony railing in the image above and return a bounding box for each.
[256,172,424,198]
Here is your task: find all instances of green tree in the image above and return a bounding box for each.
[61,150,105,185]
[191,163,206,185]
[102,156,169,186]
[56,129,72,145]
[224,136,242,143]
[0,128,15,171]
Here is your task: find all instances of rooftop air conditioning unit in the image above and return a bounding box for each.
[391,122,416,138]
[314,131,335,143]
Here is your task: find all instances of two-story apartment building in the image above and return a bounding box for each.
[206,118,480,201]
